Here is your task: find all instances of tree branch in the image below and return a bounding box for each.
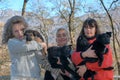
[108,0,118,10]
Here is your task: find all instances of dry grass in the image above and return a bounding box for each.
[0,46,10,76]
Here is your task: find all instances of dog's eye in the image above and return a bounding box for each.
[28,33,33,36]
[106,35,109,37]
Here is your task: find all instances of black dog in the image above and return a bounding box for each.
[76,32,112,80]
[47,46,62,70]
[48,45,79,80]
[77,32,112,66]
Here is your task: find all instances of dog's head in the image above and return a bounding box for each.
[24,30,44,42]
[97,32,112,45]
[47,46,61,58]
[77,35,89,51]
[60,45,72,57]
[24,30,34,41]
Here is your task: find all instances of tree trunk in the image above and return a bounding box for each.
[22,0,28,16]
[100,0,120,78]
[68,0,76,49]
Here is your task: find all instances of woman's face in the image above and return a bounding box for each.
[56,30,69,46]
[12,23,25,40]
[84,25,96,38]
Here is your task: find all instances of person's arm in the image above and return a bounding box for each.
[71,46,96,66]
[71,51,87,77]
[71,46,97,77]
[8,39,42,54]
[40,56,61,77]
[71,51,84,66]
[87,45,113,70]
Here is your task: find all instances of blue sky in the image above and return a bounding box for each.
[0,0,54,11]
[0,0,118,17]
[0,0,109,11]
[8,0,24,10]
[0,0,24,10]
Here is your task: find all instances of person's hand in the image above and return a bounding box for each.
[60,70,71,77]
[76,65,87,77]
[82,45,97,58]
[57,57,62,64]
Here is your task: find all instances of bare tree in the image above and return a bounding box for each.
[50,0,83,48]
[26,0,54,45]
[99,0,120,77]
[22,0,29,16]
[67,0,76,47]
[108,0,119,10]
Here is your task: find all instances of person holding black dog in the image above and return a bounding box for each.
[71,18,113,80]
[45,28,77,80]
[55,28,78,80]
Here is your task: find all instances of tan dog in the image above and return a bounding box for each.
[24,30,47,56]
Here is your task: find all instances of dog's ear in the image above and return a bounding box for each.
[106,32,112,37]
[24,30,28,36]
[47,47,54,54]
[60,45,72,57]
[67,45,72,49]
[47,47,51,53]
[47,46,61,57]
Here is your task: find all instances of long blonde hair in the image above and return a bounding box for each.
[2,15,28,44]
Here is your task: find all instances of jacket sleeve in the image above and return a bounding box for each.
[86,45,113,71]
[8,39,42,54]
[71,51,84,66]
[40,55,61,77]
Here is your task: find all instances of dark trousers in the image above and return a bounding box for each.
[44,70,55,80]
[44,70,71,80]
[61,74,71,80]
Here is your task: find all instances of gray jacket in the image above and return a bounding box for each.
[8,38,42,78]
